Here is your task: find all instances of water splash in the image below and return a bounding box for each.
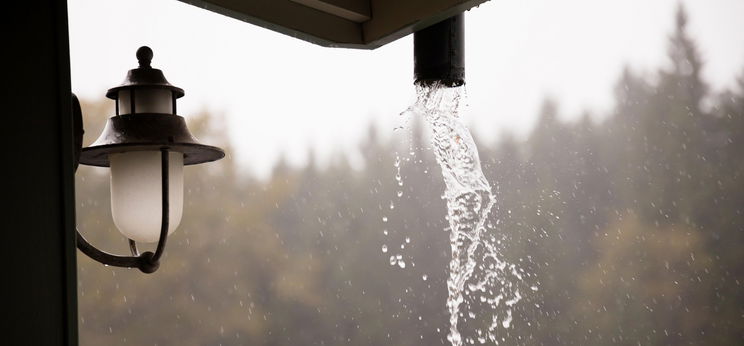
[405,82,526,345]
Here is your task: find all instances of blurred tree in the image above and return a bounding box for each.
[575,214,715,345]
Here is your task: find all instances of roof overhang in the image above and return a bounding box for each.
[177,0,489,49]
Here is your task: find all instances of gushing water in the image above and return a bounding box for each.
[404,82,527,345]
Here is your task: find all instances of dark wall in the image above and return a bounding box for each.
[3,0,77,344]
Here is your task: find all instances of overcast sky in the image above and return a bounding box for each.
[68,0,744,178]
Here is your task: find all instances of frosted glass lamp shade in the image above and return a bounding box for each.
[110,151,184,243]
[118,88,173,115]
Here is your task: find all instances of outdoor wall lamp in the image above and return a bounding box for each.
[73,46,224,273]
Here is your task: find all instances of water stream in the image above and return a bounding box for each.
[404,82,527,345]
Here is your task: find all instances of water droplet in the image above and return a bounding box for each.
[382,216,388,222]
[398,261,406,269]
[383,229,388,236]
[381,245,388,253]
[389,201,395,209]
[422,275,428,281]
[389,256,396,266]
[405,237,411,243]
[394,154,404,187]
[502,310,513,328]
[397,190,403,197]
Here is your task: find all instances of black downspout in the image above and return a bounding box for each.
[414,13,465,87]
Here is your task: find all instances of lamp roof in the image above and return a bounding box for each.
[79,114,224,167]
[106,46,185,99]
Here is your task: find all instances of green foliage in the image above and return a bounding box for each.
[77,5,744,345]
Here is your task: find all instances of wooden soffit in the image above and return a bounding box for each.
[178,0,488,49]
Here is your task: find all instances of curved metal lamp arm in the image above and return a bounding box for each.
[76,229,149,271]
[75,147,171,274]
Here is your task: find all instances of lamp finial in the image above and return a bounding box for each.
[136,46,153,68]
